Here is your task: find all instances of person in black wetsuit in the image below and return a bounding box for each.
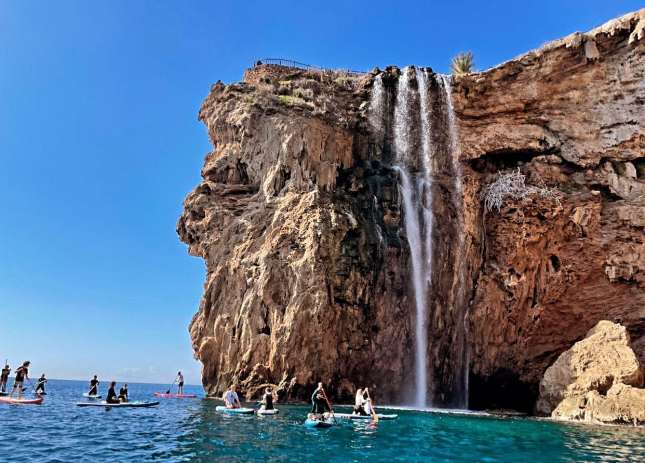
[0,364,10,393]
[10,361,30,398]
[310,382,330,415]
[88,375,100,396]
[106,381,119,404]
[35,374,47,394]
[261,387,276,411]
[118,384,128,402]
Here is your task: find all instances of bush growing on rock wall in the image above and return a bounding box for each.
[483,168,560,212]
[451,51,475,75]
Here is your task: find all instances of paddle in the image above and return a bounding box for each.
[320,387,336,424]
[88,381,99,396]
[165,378,177,395]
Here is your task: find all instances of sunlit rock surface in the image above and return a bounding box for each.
[537,321,644,425]
[178,10,644,411]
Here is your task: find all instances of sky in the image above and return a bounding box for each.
[1,0,642,385]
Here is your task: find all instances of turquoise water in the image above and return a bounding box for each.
[0,380,643,462]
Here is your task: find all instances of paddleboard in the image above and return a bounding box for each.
[333,413,398,420]
[153,392,197,399]
[304,418,333,428]
[257,408,279,415]
[0,396,44,405]
[215,406,255,414]
[76,401,159,408]
[82,393,102,399]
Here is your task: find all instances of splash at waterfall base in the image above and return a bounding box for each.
[178,10,645,420]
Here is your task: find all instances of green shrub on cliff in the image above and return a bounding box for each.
[451,51,475,75]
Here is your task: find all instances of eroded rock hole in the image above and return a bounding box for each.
[550,255,561,272]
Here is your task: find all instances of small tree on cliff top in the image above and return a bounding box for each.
[451,51,475,76]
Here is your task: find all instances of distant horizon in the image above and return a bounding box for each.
[1,376,203,388]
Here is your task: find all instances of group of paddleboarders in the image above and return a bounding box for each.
[0,360,48,398]
[221,384,277,412]
[306,382,378,423]
[106,381,129,404]
[87,375,129,403]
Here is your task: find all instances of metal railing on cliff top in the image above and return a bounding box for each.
[253,58,366,76]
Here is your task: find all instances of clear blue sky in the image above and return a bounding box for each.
[1,1,641,385]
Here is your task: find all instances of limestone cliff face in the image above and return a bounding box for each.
[455,10,645,411]
[178,69,412,401]
[179,10,645,409]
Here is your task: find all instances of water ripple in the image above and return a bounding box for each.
[0,380,643,462]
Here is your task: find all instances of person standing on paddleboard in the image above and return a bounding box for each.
[118,384,128,402]
[176,371,184,395]
[88,375,99,396]
[0,363,10,393]
[35,374,47,394]
[223,385,241,409]
[310,382,330,415]
[10,361,30,398]
[106,381,120,404]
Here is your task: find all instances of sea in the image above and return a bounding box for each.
[0,379,643,462]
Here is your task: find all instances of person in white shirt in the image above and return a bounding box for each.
[222,385,241,409]
[176,371,184,394]
[353,388,367,415]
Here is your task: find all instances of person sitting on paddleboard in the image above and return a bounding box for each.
[310,382,330,416]
[261,387,276,411]
[176,371,184,395]
[106,381,120,404]
[223,385,241,409]
[88,375,100,396]
[10,361,30,398]
[0,363,10,393]
[35,374,47,394]
[118,384,128,402]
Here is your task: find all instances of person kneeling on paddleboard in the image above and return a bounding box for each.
[10,361,30,398]
[0,363,10,393]
[35,374,47,394]
[88,375,100,396]
[118,384,129,402]
[106,381,120,404]
[223,385,241,409]
[260,387,276,411]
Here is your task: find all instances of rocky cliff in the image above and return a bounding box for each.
[536,320,644,425]
[178,10,645,411]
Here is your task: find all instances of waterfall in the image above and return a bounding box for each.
[416,69,434,290]
[392,67,429,408]
[439,74,468,409]
[368,67,468,409]
[392,67,439,408]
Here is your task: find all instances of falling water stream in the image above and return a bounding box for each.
[392,67,430,408]
[369,67,466,409]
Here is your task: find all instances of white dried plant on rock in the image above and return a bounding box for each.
[483,168,560,212]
